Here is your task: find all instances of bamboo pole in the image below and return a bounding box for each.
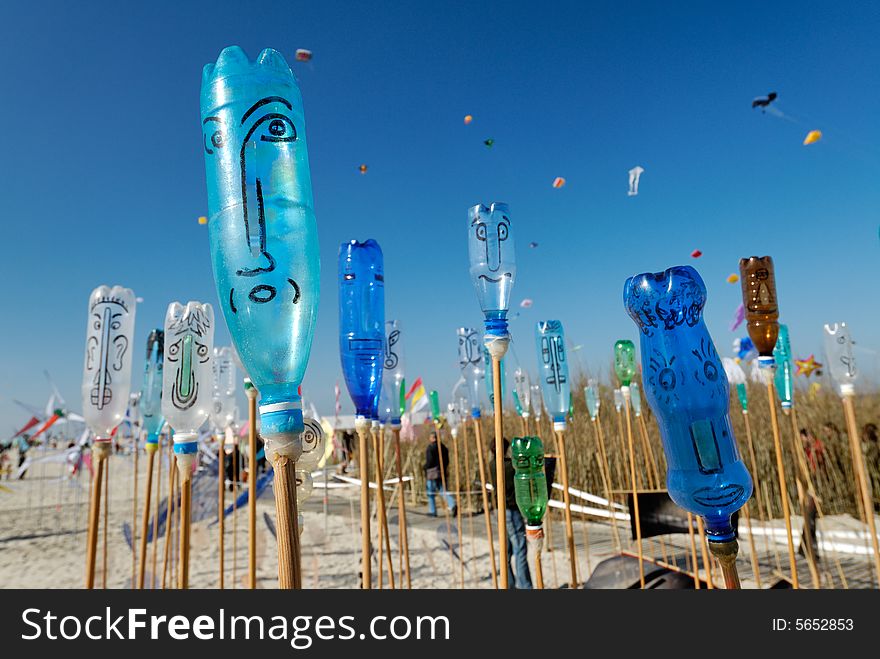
[356,418,371,589]
[472,416,498,588]
[131,434,139,587]
[686,513,701,589]
[526,527,544,589]
[841,392,880,587]
[372,425,395,589]
[161,456,177,590]
[460,419,476,584]
[696,517,714,589]
[84,442,110,588]
[232,439,238,589]
[270,451,301,589]
[138,442,157,589]
[392,425,411,588]
[741,503,761,588]
[102,453,109,589]
[177,454,194,589]
[452,429,465,589]
[554,428,578,588]
[218,436,225,589]
[787,407,822,588]
[489,353,508,589]
[593,416,622,551]
[434,423,456,587]
[151,434,163,589]
[766,379,799,588]
[246,386,258,590]
[622,392,644,588]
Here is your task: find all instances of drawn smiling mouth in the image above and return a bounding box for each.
[692,484,744,508]
[478,272,513,283]
[229,278,300,313]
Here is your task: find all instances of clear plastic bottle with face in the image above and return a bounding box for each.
[739,256,779,366]
[624,265,752,542]
[468,203,515,336]
[162,301,215,454]
[457,327,484,418]
[81,285,137,440]
[384,320,405,425]
[141,329,165,445]
[823,322,857,396]
[201,46,319,448]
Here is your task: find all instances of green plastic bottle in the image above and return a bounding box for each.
[512,436,548,529]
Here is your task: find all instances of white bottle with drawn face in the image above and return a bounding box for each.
[162,301,214,454]
[823,322,857,396]
[81,285,137,440]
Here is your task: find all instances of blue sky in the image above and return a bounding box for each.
[2,0,879,430]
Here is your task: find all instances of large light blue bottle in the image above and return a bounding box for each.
[535,320,571,431]
[339,240,385,419]
[141,329,165,446]
[468,203,515,338]
[773,324,793,410]
[201,46,319,445]
[623,265,752,542]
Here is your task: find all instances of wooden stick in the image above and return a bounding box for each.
[623,394,644,588]
[271,453,301,589]
[472,416,498,588]
[373,427,395,589]
[138,444,157,589]
[696,517,714,589]
[131,434,139,587]
[767,379,799,588]
[460,419,476,585]
[151,434,162,590]
[434,423,456,587]
[490,354,509,589]
[452,430,465,589]
[218,437,224,589]
[356,420,371,589]
[161,456,177,590]
[686,513,701,589]
[232,439,238,589]
[741,503,762,588]
[554,429,578,588]
[593,416,622,551]
[841,393,880,587]
[178,456,193,589]
[102,452,110,589]
[84,442,110,588]
[246,388,258,590]
[392,426,411,588]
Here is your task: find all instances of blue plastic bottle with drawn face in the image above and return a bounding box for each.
[201,46,319,446]
[535,320,570,431]
[468,203,515,338]
[623,265,752,542]
[339,240,385,419]
[773,324,793,409]
[141,329,165,446]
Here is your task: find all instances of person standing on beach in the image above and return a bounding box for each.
[490,438,532,589]
[424,431,456,517]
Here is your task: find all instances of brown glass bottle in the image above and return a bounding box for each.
[738,256,779,363]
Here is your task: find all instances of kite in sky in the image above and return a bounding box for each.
[803,130,822,145]
[552,177,565,188]
[751,91,777,111]
[628,166,644,196]
[795,355,823,377]
[295,49,312,62]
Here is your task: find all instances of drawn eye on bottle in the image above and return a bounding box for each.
[497,222,509,241]
[167,339,181,362]
[203,116,226,155]
[252,114,297,143]
[475,224,487,241]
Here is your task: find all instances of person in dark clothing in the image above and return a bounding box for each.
[424,431,456,516]
[225,441,241,493]
[489,438,532,589]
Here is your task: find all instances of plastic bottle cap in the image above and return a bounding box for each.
[553,421,567,432]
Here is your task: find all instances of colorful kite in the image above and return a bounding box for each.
[198,216,208,225]
[295,49,312,62]
[464,115,473,125]
[729,303,745,331]
[751,92,777,110]
[484,138,495,148]
[726,273,739,284]
[795,354,823,377]
[803,130,822,146]
[691,249,702,258]
[359,164,368,174]
[520,298,533,308]
[552,177,565,189]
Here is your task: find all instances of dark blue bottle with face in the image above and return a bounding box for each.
[623,265,752,542]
